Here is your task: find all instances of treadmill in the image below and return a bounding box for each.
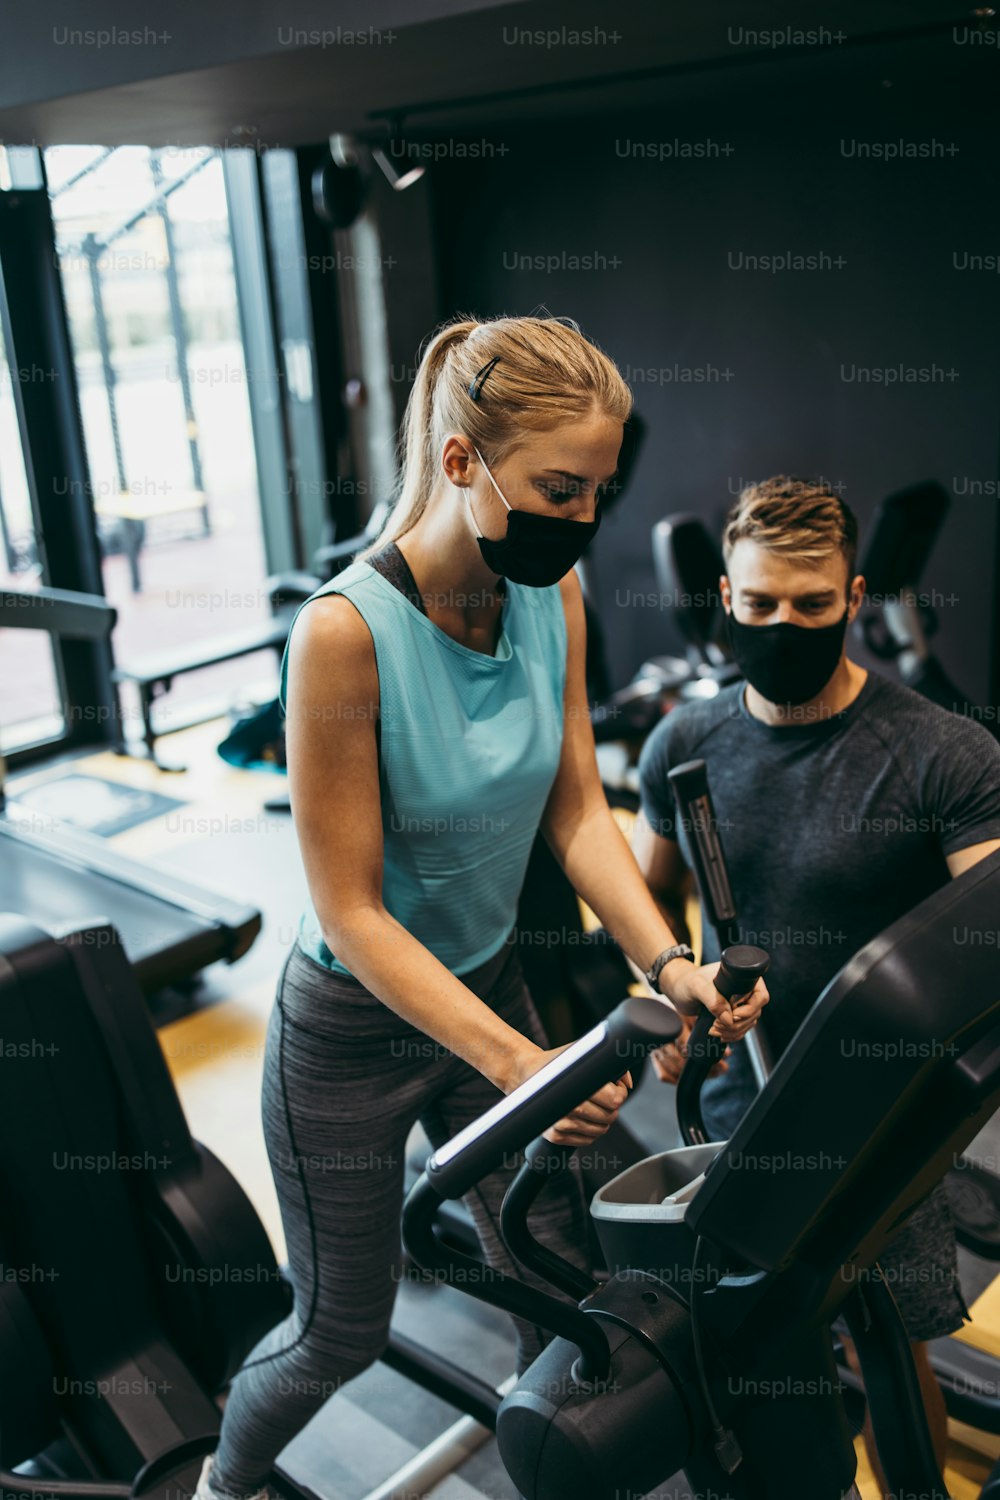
[1,585,261,995]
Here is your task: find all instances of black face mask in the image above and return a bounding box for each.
[726,609,849,706]
[468,446,601,588]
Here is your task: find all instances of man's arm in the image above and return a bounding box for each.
[920,709,1000,879]
[947,838,1000,878]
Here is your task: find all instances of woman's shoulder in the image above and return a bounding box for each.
[287,582,377,683]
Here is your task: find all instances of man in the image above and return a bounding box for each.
[633,475,1000,1491]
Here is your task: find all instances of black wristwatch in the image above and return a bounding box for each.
[645,943,696,1000]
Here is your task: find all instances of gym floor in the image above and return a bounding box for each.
[16,716,1000,1499]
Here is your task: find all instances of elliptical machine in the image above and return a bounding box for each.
[404,831,1000,1498]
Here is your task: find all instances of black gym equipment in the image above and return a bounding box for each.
[0,912,514,1500]
[0,586,261,995]
[671,756,1000,1439]
[666,757,773,1109]
[675,747,1000,1442]
[405,844,1000,1500]
[0,913,288,1500]
[857,479,1000,740]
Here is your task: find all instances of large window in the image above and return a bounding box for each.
[0,314,64,752]
[45,145,277,741]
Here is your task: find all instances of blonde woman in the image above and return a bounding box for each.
[197,315,767,1500]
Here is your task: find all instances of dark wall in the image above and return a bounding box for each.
[416,32,1000,705]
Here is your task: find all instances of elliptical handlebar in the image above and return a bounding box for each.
[423,995,681,1202]
[667,758,738,939]
[401,995,683,1383]
[667,756,772,1141]
[676,945,770,1146]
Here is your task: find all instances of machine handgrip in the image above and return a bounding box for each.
[714,944,771,1002]
[426,995,680,1201]
[676,945,770,1146]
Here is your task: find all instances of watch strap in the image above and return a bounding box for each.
[645,943,696,995]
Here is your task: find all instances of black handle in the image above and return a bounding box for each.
[499,1137,598,1302]
[402,997,680,1385]
[425,994,680,1201]
[676,945,770,1146]
[713,943,771,1002]
[404,1172,614,1382]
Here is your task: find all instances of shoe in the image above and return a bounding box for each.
[193,1453,273,1500]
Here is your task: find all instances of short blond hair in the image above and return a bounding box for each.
[723,475,858,580]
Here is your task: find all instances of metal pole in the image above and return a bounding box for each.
[0,184,117,752]
[359,1374,517,1500]
[85,232,127,498]
[0,473,15,573]
[149,150,209,532]
[84,233,139,591]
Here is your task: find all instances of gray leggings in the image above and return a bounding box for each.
[210,936,592,1497]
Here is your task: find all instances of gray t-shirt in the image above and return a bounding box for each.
[638,670,1000,1057]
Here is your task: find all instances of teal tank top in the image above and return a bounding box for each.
[277,558,567,978]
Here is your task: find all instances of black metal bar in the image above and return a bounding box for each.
[48,148,114,200]
[500,1138,599,1302]
[992,429,1000,723]
[221,150,296,576]
[382,1329,501,1430]
[667,757,772,1140]
[0,184,117,750]
[0,586,115,638]
[0,1471,129,1500]
[84,234,128,501]
[675,1009,726,1147]
[842,1275,950,1500]
[0,470,15,572]
[261,147,344,566]
[404,1175,613,1385]
[97,155,213,248]
[425,998,678,1201]
[667,759,738,936]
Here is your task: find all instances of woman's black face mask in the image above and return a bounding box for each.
[726,608,850,705]
[467,446,601,588]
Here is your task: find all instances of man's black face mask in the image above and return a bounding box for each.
[726,609,850,706]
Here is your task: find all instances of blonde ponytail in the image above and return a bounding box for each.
[356,313,632,561]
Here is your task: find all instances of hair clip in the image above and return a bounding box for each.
[468,355,501,401]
